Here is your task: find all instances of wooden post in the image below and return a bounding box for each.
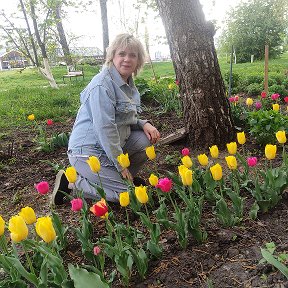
[264,45,269,94]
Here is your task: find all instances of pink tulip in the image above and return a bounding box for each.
[70,198,83,211]
[271,93,280,101]
[229,97,235,103]
[175,80,179,86]
[255,102,262,110]
[261,91,266,98]
[35,181,50,195]
[93,246,101,255]
[234,95,239,102]
[284,96,288,103]
[156,178,173,193]
[181,148,190,156]
[47,119,53,126]
[247,157,257,167]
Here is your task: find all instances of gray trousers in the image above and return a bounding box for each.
[68,130,150,202]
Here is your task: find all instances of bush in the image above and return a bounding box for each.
[245,83,263,96]
[248,110,288,145]
[269,84,288,96]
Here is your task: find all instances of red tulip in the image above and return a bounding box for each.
[181,148,190,156]
[229,97,235,103]
[93,246,101,255]
[175,80,179,85]
[46,119,53,126]
[247,157,257,167]
[271,93,280,101]
[35,181,50,195]
[90,198,108,217]
[156,178,173,193]
[70,198,83,211]
[261,91,267,98]
[284,96,288,103]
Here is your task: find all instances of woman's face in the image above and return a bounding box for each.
[113,46,138,82]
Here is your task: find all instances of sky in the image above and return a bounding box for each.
[0,0,241,58]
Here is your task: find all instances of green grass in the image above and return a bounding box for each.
[0,53,287,129]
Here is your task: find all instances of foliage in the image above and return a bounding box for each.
[218,0,288,62]
[260,242,288,279]
[248,110,288,145]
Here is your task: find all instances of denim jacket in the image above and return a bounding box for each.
[68,64,147,171]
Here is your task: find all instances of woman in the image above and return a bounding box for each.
[51,34,160,205]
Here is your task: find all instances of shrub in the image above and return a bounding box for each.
[248,110,288,145]
[245,83,263,96]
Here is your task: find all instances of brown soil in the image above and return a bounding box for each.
[1,105,288,288]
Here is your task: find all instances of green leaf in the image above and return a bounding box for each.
[249,201,259,220]
[68,264,109,288]
[261,248,288,279]
[0,255,38,286]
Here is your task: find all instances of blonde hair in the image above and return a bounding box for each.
[105,34,146,76]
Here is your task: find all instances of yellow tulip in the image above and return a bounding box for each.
[181,155,193,168]
[179,167,193,186]
[8,215,28,242]
[149,174,159,187]
[19,207,36,225]
[0,216,5,236]
[210,163,223,181]
[276,131,286,144]
[27,114,35,121]
[65,166,77,183]
[117,153,130,168]
[209,145,219,158]
[272,104,279,112]
[197,153,208,166]
[135,186,148,204]
[225,156,238,170]
[168,83,173,90]
[145,145,156,160]
[246,98,253,106]
[35,217,56,243]
[237,132,246,145]
[86,156,101,173]
[119,192,130,207]
[226,142,237,155]
[265,144,277,160]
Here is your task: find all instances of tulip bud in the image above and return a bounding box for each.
[71,198,83,211]
[135,186,149,204]
[149,174,159,187]
[19,207,37,224]
[93,246,101,256]
[265,144,277,160]
[117,153,130,168]
[209,145,219,158]
[226,142,237,155]
[225,156,238,170]
[247,157,257,167]
[65,167,77,183]
[276,131,286,144]
[0,216,5,236]
[197,154,209,166]
[86,156,101,173]
[181,155,193,168]
[35,181,50,195]
[35,217,56,243]
[237,132,246,145]
[119,192,130,207]
[145,145,156,160]
[210,163,223,181]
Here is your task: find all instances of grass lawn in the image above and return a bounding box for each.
[0,52,287,129]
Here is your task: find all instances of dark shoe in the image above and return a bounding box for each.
[50,170,71,206]
[133,177,147,186]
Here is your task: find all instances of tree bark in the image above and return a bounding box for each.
[99,0,109,59]
[19,0,39,66]
[54,1,73,66]
[155,0,235,148]
[30,0,58,88]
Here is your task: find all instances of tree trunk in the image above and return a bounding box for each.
[99,0,109,59]
[39,58,58,89]
[155,0,235,148]
[54,2,73,66]
[19,0,39,66]
[30,0,58,89]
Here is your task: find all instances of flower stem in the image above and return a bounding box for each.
[0,235,9,254]
[125,208,130,227]
[21,242,35,275]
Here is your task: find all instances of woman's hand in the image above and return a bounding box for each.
[121,168,133,181]
[143,122,161,144]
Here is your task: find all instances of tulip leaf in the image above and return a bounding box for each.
[68,264,109,288]
[0,255,38,286]
[261,248,288,279]
[249,201,259,220]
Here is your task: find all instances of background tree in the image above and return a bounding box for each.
[218,0,288,63]
[99,0,109,58]
[53,0,73,66]
[155,0,234,148]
